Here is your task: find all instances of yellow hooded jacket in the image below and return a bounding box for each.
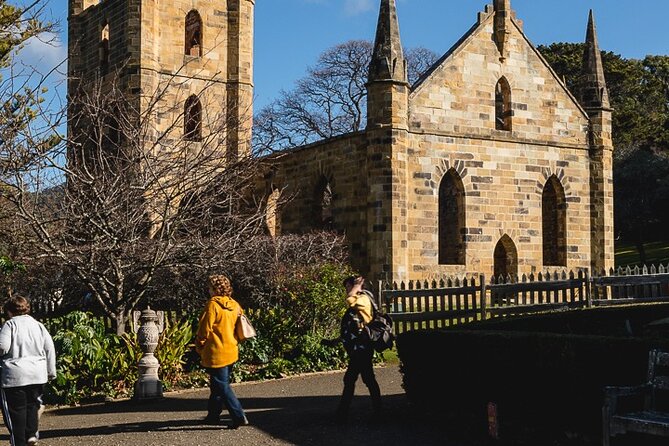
[196,295,241,368]
[345,290,373,325]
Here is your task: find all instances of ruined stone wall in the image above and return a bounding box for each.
[266,133,370,274]
[68,0,136,86]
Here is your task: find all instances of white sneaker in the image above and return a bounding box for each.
[27,436,38,445]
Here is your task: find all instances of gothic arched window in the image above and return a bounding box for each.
[100,23,110,74]
[314,176,334,230]
[495,77,512,131]
[439,169,466,265]
[184,95,202,141]
[185,10,203,57]
[542,175,567,267]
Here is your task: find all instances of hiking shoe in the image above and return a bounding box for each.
[230,416,249,429]
[202,416,220,425]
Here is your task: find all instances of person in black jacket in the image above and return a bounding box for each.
[334,276,381,423]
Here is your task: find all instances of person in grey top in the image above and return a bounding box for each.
[0,296,56,446]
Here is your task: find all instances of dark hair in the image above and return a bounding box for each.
[343,276,358,287]
[4,295,31,316]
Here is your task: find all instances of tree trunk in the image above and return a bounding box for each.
[115,311,127,335]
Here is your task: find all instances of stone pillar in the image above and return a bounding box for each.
[365,0,409,283]
[589,117,615,273]
[134,307,163,400]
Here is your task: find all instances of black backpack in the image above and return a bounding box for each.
[364,299,395,353]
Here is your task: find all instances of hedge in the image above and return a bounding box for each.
[469,303,669,337]
[396,304,669,443]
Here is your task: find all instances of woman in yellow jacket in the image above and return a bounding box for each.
[196,274,249,428]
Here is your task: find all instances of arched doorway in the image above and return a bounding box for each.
[493,235,518,281]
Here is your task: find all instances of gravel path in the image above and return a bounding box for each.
[1,366,476,446]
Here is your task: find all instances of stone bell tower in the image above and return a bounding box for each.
[67,0,255,158]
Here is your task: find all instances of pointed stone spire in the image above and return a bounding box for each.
[581,10,610,109]
[368,0,407,83]
[493,0,512,62]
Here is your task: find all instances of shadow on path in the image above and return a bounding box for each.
[11,367,479,446]
[38,395,465,446]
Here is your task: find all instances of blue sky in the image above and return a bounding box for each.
[21,0,669,111]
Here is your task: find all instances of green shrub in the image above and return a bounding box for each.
[156,317,209,389]
[470,302,669,336]
[47,312,208,404]
[47,312,136,404]
[234,262,352,380]
[45,261,357,401]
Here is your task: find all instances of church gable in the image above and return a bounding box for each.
[409,4,589,146]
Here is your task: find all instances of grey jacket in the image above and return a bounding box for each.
[0,315,57,388]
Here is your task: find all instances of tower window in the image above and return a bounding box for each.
[185,10,203,57]
[495,77,512,131]
[184,95,202,141]
[100,23,110,74]
[439,169,466,265]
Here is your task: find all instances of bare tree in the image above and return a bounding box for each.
[2,65,269,333]
[253,40,438,153]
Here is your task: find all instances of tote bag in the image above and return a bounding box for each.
[235,313,257,341]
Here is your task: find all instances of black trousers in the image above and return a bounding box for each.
[1,384,43,446]
[337,348,381,416]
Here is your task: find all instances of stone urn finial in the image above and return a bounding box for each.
[134,306,163,400]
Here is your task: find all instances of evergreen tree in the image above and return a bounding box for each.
[540,43,669,249]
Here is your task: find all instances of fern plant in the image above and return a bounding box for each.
[48,312,135,404]
[155,318,196,387]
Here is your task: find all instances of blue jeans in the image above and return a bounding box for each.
[207,365,245,422]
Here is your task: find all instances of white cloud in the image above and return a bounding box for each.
[344,0,375,16]
[14,32,67,78]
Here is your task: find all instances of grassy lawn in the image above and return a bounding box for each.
[380,348,400,365]
[615,240,669,268]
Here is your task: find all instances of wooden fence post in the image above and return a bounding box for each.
[377,280,384,311]
[585,269,592,308]
[480,274,487,321]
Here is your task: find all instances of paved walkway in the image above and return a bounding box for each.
[3,366,476,446]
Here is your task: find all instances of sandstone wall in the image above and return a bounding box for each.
[266,133,370,274]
